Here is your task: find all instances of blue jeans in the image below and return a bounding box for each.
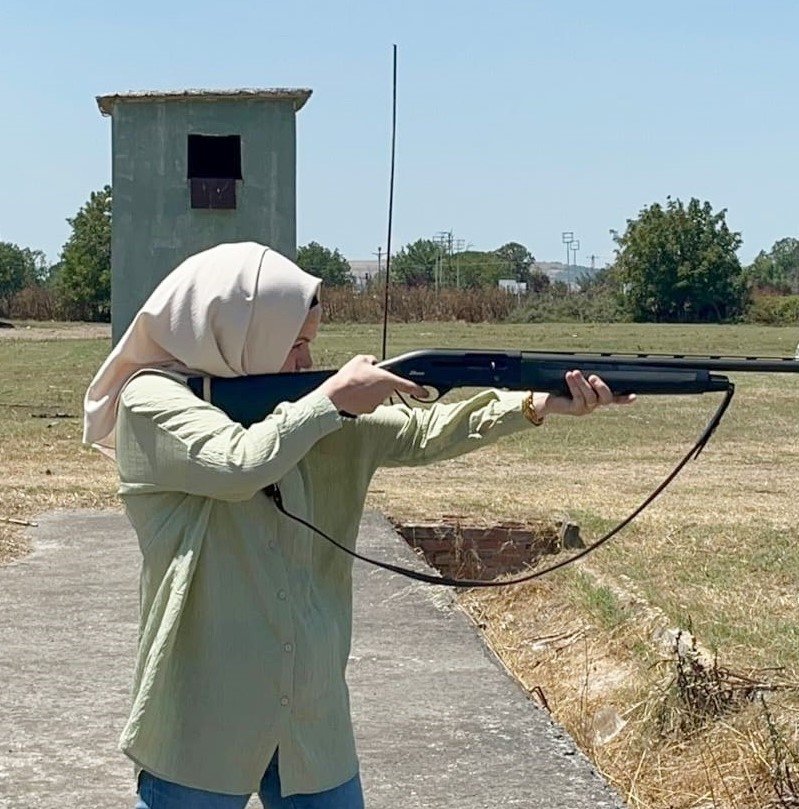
[134,752,365,809]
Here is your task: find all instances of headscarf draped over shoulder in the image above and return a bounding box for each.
[83,242,321,456]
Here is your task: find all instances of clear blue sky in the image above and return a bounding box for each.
[1,0,796,267]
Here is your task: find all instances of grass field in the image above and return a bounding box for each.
[3,320,799,807]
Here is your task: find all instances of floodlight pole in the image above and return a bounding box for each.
[561,231,574,268]
[570,239,580,267]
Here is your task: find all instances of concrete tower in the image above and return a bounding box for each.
[96,88,312,341]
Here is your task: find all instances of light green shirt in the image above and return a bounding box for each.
[115,371,533,796]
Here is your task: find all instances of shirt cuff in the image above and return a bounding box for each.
[274,388,344,440]
[495,390,531,421]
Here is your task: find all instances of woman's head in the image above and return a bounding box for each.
[83,242,322,451]
[280,296,321,372]
[146,242,321,377]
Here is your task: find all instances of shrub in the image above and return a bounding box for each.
[745,294,799,325]
[7,286,60,320]
[509,288,629,324]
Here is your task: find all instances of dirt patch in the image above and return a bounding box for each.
[0,321,110,341]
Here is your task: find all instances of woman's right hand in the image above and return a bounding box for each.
[318,355,428,416]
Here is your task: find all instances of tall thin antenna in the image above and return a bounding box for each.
[381,44,398,361]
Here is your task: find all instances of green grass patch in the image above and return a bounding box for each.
[568,570,631,630]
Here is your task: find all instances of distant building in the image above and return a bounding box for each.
[498,279,527,294]
[348,260,380,289]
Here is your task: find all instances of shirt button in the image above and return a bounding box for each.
[280,696,290,707]
[277,590,287,601]
[283,643,293,653]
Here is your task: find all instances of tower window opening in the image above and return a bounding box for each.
[187,134,241,209]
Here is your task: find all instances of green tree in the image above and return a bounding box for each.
[528,269,550,294]
[0,242,47,311]
[56,186,112,321]
[27,249,50,284]
[494,241,535,283]
[576,265,621,296]
[612,197,745,322]
[296,241,354,287]
[454,250,508,288]
[745,237,799,294]
[390,239,440,286]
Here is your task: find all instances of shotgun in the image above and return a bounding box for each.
[185,348,799,427]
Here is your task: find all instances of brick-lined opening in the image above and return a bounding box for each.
[393,519,582,582]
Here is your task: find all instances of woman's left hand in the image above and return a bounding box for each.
[535,371,636,418]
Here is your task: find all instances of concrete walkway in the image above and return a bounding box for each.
[0,509,625,808]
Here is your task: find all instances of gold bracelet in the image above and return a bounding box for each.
[522,392,544,426]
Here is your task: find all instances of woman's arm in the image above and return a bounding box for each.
[360,370,634,469]
[361,389,533,468]
[116,372,343,501]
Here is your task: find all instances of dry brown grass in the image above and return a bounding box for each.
[0,325,118,561]
[0,321,110,341]
[0,455,119,563]
[459,573,799,808]
[320,284,519,323]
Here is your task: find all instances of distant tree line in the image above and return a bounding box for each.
[3,187,799,325]
[294,238,548,291]
[1,186,111,321]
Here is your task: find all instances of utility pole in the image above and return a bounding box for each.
[446,231,454,285]
[453,238,466,288]
[372,247,383,278]
[434,230,452,289]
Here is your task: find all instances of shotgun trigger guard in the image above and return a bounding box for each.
[411,384,448,404]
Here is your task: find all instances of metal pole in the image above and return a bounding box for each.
[571,240,580,267]
[381,45,398,361]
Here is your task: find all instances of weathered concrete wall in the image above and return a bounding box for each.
[110,99,298,341]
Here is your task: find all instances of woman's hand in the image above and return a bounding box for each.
[319,355,428,416]
[534,371,636,418]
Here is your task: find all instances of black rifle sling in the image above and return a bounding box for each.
[263,383,735,588]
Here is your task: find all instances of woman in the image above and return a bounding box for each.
[83,242,632,808]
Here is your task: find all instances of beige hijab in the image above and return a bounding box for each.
[83,242,321,455]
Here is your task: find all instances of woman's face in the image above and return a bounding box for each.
[280,305,321,372]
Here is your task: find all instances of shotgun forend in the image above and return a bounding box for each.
[186,348,799,427]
